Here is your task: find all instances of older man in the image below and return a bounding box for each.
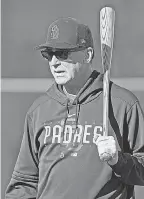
[5,17,144,199]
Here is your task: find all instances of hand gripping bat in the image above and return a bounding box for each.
[100,7,115,161]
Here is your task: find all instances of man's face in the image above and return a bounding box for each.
[45,50,87,85]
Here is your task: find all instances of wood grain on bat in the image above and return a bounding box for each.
[100,7,115,137]
[100,7,115,72]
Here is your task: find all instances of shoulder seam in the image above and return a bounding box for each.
[126,100,139,114]
[111,95,138,107]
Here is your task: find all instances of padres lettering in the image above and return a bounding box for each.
[44,124,102,144]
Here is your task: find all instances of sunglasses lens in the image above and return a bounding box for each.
[41,50,70,61]
[56,51,69,60]
[41,50,53,61]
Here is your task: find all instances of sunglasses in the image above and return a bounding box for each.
[41,50,71,61]
[40,48,86,62]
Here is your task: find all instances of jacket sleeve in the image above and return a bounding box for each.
[110,101,144,185]
[5,113,39,199]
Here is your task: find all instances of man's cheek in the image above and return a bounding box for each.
[49,66,54,75]
[71,68,77,79]
[64,67,73,79]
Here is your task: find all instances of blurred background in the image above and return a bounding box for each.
[1,0,144,198]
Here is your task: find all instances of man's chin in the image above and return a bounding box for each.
[55,77,69,85]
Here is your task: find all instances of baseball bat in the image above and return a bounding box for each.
[100,7,115,161]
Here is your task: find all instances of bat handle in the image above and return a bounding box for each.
[103,127,107,137]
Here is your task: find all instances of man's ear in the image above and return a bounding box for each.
[85,47,94,63]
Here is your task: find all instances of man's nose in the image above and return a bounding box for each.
[50,55,61,68]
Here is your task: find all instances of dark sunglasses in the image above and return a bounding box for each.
[41,49,71,61]
[40,47,86,61]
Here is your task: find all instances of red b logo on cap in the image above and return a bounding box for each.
[50,25,59,39]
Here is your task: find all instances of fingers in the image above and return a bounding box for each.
[94,135,117,163]
[99,152,112,162]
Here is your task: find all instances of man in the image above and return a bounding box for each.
[5,17,144,199]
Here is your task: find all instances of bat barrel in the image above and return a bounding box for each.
[100,7,115,48]
[100,7,115,137]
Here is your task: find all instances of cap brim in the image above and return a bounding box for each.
[35,42,77,50]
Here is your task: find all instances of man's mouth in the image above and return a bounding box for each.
[55,70,65,73]
[54,70,66,77]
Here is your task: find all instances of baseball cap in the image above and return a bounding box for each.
[36,17,94,51]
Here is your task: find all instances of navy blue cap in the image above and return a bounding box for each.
[36,17,94,51]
